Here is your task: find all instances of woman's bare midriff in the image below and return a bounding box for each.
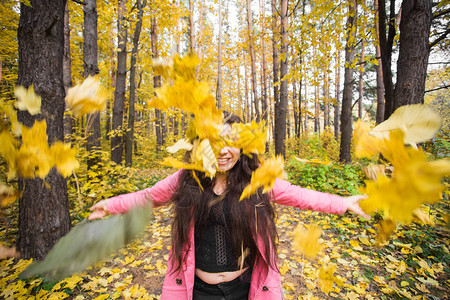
[195,267,249,285]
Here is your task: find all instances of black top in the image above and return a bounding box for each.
[195,197,248,273]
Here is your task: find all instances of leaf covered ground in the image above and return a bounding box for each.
[0,168,449,299]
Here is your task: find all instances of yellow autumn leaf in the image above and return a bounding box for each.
[240,156,285,200]
[65,75,108,116]
[0,130,19,179]
[17,120,52,178]
[166,138,193,154]
[353,120,385,158]
[294,156,331,165]
[14,85,41,115]
[318,263,342,295]
[195,139,218,178]
[50,142,79,177]
[369,104,441,146]
[375,219,396,245]
[229,121,267,156]
[293,224,323,260]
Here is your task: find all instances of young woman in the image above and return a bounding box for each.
[89,113,369,300]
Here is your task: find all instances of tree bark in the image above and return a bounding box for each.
[275,0,288,157]
[393,0,432,110]
[334,50,341,140]
[84,0,101,170]
[271,0,280,140]
[111,0,127,164]
[216,0,223,109]
[259,0,268,122]
[188,0,195,53]
[374,0,385,124]
[358,0,366,119]
[339,0,357,164]
[17,0,70,259]
[379,0,396,120]
[63,1,73,142]
[246,0,260,121]
[243,52,250,122]
[125,0,146,167]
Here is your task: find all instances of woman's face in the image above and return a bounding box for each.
[217,123,240,173]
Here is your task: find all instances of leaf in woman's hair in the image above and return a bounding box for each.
[19,205,152,281]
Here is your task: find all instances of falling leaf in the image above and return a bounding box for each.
[294,156,331,165]
[50,142,79,177]
[369,104,441,146]
[375,219,396,245]
[362,164,386,180]
[20,205,152,280]
[14,85,41,115]
[353,120,385,159]
[166,138,193,154]
[293,224,323,260]
[229,121,267,156]
[318,263,342,295]
[65,76,108,116]
[240,156,285,200]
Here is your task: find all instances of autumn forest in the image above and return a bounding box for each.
[0,0,449,299]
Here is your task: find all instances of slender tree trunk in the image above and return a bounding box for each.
[260,0,268,122]
[17,0,70,259]
[106,24,116,139]
[111,0,127,164]
[243,52,250,122]
[271,0,280,141]
[63,1,73,142]
[358,0,366,119]
[339,0,357,164]
[393,0,432,110]
[379,0,396,119]
[334,50,341,140]
[216,0,223,109]
[151,16,164,151]
[374,0,385,124]
[304,82,308,134]
[324,69,330,129]
[275,0,288,157]
[189,0,195,53]
[313,44,319,133]
[84,0,101,170]
[125,0,146,167]
[246,0,260,121]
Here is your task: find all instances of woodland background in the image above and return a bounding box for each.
[0,0,449,298]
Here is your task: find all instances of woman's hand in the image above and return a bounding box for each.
[88,199,110,220]
[344,195,371,220]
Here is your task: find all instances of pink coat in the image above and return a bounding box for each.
[107,169,347,299]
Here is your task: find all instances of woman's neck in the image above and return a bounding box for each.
[213,173,227,195]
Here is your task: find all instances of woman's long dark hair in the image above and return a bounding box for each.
[170,113,278,273]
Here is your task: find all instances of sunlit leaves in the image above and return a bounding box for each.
[318,263,342,295]
[166,138,193,154]
[65,75,108,116]
[240,156,285,200]
[369,104,442,146]
[228,121,267,156]
[50,142,80,178]
[14,85,41,115]
[293,224,323,260]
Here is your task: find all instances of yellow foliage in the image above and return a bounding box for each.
[293,224,323,260]
[240,156,285,200]
[50,142,80,177]
[14,85,41,115]
[65,75,108,116]
[375,219,396,245]
[229,121,267,156]
[318,263,342,295]
[353,120,385,158]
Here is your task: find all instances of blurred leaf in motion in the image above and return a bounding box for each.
[14,85,41,115]
[20,205,152,280]
[65,75,108,116]
[293,223,323,260]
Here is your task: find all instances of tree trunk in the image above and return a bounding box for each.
[189,0,195,53]
[271,0,280,140]
[63,1,73,142]
[111,0,127,164]
[17,0,70,259]
[243,52,250,122]
[374,0,385,124]
[324,69,330,129]
[379,0,396,119]
[275,0,288,157]
[259,0,268,122]
[334,50,341,140]
[358,0,366,119]
[246,0,260,122]
[216,0,223,109]
[393,0,432,110]
[151,16,164,151]
[84,0,101,170]
[339,0,357,164]
[125,0,146,167]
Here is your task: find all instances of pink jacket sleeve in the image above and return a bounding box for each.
[107,169,183,215]
[271,178,347,215]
